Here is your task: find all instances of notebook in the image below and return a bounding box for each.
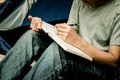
[37,21,93,61]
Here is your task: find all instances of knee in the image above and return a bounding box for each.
[48,42,59,53]
[22,30,40,40]
[24,30,39,37]
[46,42,61,59]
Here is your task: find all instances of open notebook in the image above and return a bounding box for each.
[37,21,93,61]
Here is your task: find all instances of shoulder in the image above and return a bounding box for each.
[70,0,83,11]
[111,0,120,25]
[114,0,120,15]
[72,0,83,6]
[73,0,81,3]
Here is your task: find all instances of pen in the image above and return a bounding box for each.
[68,23,79,27]
[68,23,79,29]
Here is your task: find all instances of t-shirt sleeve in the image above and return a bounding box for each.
[110,1,120,45]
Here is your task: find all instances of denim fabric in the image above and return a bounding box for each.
[23,42,64,80]
[0,30,52,80]
[61,52,114,80]
[23,42,114,80]
[114,64,120,80]
[0,36,11,54]
[0,30,114,80]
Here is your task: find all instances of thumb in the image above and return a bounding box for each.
[28,15,33,21]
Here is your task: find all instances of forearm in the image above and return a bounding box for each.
[75,37,119,67]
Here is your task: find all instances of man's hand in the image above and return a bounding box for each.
[55,23,80,47]
[28,15,42,32]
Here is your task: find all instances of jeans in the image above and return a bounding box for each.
[23,42,63,80]
[24,43,114,80]
[0,30,114,80]
[114,65,120,80]
[0,36,11,54]
[0,30,52,80]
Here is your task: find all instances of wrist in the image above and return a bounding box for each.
[75,37,94,57]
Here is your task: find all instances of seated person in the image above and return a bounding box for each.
[0,0,35,50]
[0,0,35,30]
[0,0,120,80]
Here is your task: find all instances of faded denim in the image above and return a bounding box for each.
[23,43,114,80]
[0,30,52,80]
[0,30,114,80]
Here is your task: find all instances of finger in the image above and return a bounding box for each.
[56,27,65,33]
[57,33,66,41]
[57,31,66,36]
[28,15,33,21]
[55,23,68,29]
[37,23,42,29]
[56,24,69,33]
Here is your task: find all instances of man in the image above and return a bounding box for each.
[0,0,120,80]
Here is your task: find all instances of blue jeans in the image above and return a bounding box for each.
[0,36,11,54]
[0,30,52,80]
[23,42,63,80]
[0,30,114,80]
[23,43,114,80]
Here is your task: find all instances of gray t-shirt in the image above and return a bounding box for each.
[67,0,120,51]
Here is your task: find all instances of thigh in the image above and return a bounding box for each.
[59,51,114,80]
[114,65,120,80]
[0,30,53,80]
[23,42,63,80]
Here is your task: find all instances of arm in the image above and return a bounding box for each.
[55,23,120,67]
[76,38,120,67]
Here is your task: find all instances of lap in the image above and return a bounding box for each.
[59,48,114,80]
[114,65,120,80]
[24,42,114,80]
